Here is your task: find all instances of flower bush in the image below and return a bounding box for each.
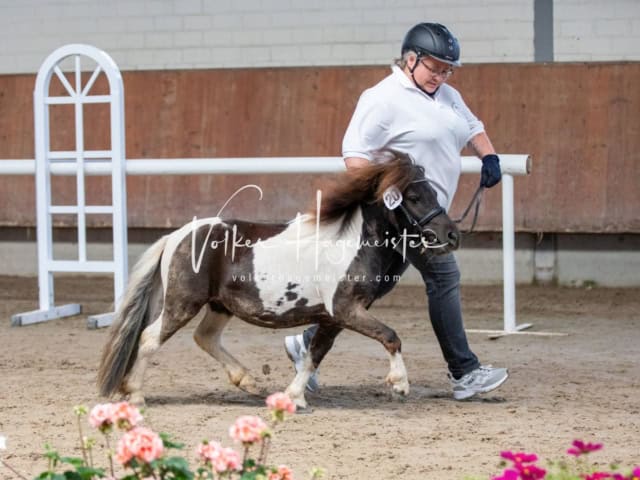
[486,440,639,480]
[0,392,323,480]
[1,399,637,480]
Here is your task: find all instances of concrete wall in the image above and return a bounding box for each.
[1,0,639,74]
[3,233,639,287]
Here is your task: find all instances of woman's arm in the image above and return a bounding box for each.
[344,156,370,170]
[468,132,502,188]
[468,131,496,158]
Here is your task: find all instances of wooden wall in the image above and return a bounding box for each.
[0,62,638,233]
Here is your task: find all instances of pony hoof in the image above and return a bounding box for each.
[391,382,410,396]
[237,376,262,396]
[295,405,314,415]
[385,375,410,396]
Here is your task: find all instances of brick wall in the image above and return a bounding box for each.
[3,1,637,74]
[1,0,535,74]
[554,0,640,61]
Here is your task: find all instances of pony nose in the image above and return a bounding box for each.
[447,229,460,249]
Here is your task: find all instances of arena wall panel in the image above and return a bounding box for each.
[0,62,638,233]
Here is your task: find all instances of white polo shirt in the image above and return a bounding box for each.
[342,65,485,210]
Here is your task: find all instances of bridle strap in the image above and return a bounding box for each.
[397,204,444,230]
[398,178,445,230]
[398,178,446,230]
[454,183,484,234]
[396,178,484,235]
[417,205,446,226]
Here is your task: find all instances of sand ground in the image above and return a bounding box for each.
[1,275,639,479]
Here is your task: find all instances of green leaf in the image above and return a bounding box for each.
[35,474,59,480]
[38,474,66,480]
[43,447,61,464]
[156,456,195,479]
[159,432,185,450]
[59,456,85,468]
[61,472,83,480]
[120,475,139,480]
[75,466,107,479]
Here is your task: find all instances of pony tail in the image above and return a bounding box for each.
[96,235,168,397]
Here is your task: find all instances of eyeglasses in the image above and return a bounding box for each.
[419,59,454,79]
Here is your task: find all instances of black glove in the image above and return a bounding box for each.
[480,154,502,188]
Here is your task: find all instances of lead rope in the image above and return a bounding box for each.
[454,183,484,234]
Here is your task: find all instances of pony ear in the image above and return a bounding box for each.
[382,185,403,210]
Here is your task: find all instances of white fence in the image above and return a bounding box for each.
[1,45,532,335]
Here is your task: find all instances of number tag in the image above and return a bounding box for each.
[383,186,403,210]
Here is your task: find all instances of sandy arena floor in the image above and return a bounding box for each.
[0,275,638,479]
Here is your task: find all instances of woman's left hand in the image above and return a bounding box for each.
[480,154,502,188]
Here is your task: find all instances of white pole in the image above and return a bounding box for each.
[110,58,128,312]
[0,155,531,176]
[33,67,53,312]
[502,174,516,332]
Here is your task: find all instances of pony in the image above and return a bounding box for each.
[97,153,460,409]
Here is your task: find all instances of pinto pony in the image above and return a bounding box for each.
[97,154,460,409]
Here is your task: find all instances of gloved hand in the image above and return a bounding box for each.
[480,154,502,188]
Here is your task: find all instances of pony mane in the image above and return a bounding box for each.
[308,152,423,233]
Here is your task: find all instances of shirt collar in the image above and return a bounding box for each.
[391,65,416,90]
[391,64,439,99]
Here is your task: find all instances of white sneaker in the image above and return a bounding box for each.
[448,365,509,400]
[284,334,319,392]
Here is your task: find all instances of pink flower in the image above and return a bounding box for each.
[269,465,294,480]
[493,469,519,480]
[115,427,164,465]
[617,469,640,480]
[110,401,143,430]
[584,473,613,480]
[89,403,114,432]
[567,440,603,457]
[229,415,269,445]
[501,451,539,464]
[197,441,241,473]
[515,463,546,480]
[266,392,296,415]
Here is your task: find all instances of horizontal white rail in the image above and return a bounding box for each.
[3,152,532,336]
[0,155,531,176]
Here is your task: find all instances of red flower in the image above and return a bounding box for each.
[493,469,520,480]
[567,440,603,457]
[584,473,613,480]
[516,463,546,480]
[501,451,539,464]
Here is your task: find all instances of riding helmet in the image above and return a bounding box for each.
[401,23,461,66]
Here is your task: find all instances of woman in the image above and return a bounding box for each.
[285,22,508,400]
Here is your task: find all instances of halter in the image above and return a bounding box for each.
[396,178,484,236]
[396,179,445,232]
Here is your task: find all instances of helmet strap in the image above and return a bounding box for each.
[409,53,437,98]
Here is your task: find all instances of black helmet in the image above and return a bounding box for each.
[401,23,461,66]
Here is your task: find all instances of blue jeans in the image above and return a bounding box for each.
[301,252,480,379]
